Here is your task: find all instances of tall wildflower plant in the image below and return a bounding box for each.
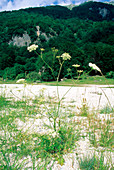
[27,44,72,131]
[27,44,113,132]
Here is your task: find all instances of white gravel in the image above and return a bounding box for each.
[0,84,114,169]
[0,84,114,110]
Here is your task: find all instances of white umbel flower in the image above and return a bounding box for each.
[77,70,83,73]
[27,44,38,52]
[72,64,80,67]
[89,63,101,73]
[61,53,71,60]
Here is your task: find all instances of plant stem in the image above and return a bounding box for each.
[35,51,56,80]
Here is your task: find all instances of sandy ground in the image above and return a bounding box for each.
[0,84,114,169]
[0,84,114,110]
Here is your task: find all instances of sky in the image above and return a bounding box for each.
[0,0,111,12]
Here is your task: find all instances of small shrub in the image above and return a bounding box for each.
[16,73,25,80]
[105,71,114,79]
[3,67,16,80]
[26,72,41,81]
[35,126,79,159]
[41,72,53,81]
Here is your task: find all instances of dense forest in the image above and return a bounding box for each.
[0,1,114,81]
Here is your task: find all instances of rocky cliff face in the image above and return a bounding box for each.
[99,7,109,18]
[9,32,31,47]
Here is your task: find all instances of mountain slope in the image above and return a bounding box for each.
[72,1,114,21]
[0,2,114,80]
[1,1,113,21]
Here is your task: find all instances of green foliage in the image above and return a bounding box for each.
[0,2,114,81]
[106,71,114,79]
[26,71,41,81]
[99,123,113,147]
[25,57,37,72]
[83,42,114,74]
[88,116,113,148]
[21,126,78,159]
[3,67,16,80]
[16,73,26,80]
[41,70,54,81]
[72,1,114,21]
[0,95,10,109]
[100,105,114,114]
[3,64,25,80]
[79,154,110,170]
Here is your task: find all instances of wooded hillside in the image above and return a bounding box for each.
[0,2,114,81]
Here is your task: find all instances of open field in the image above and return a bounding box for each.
[0,83,114,169]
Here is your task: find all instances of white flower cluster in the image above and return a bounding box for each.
[89,63,101,72]
[72,64,80,68]
[27,44,38,52]
[61,52,71,60]
[77,70,83,73]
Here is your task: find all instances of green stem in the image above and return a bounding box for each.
[99,71,113,108]
[57,62,64,82]
[56,61,64,128]
[100,71,114,95]
[35,51,56,80]
[54,118,56,131]
[100,88,112,108]
[56,62,64,101]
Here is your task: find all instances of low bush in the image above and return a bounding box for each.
[16,73,26,80]
[26,72,41,82]
[105,71,114,79]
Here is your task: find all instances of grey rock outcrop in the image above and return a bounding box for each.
[9,32,31,47]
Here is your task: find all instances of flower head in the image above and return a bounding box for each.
[72,64,80,68]
[89,63,101,72]
[40,48,45,51]
[56,56,61,59]
[27,44,38,52]
[77,70,83,73]
[61,53,71,60]
[51,47,58,53]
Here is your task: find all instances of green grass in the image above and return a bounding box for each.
[100,105,114,114]
[0,96,11,109]
[0,92,80,168]
[79,154,111,170]
[0,76,114,86]
[41,76,114,86]
[88,115,113,148]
